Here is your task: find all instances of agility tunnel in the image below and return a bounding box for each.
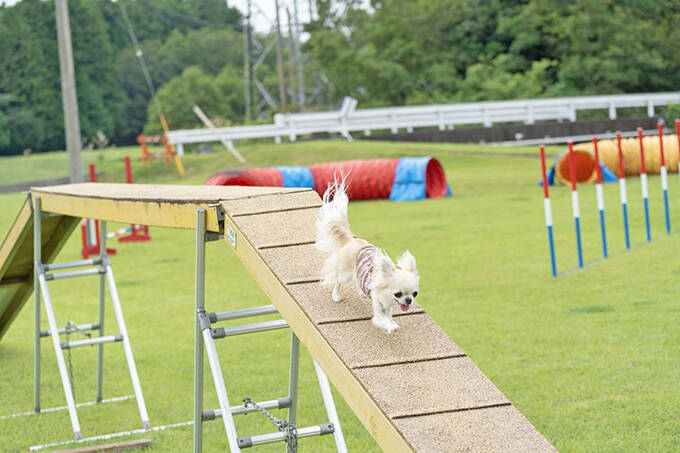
[205,157,451,201]
[548,134,680,185]
[0,184,554,452]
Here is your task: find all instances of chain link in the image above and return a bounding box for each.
[243,397,297,453]
[63,321,92,403]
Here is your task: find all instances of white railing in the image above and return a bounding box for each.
[166,92,680,155]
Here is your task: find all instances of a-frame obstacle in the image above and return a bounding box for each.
[0,183,556,452]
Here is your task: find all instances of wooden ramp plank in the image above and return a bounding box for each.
[259,244,323,284]
[32,183,310,232]
[230,207,318,248]
[395,405,556,453]
[317,314,464,368]
[287,281,426,324]
[353,357,509,418]
[0,197,80,340]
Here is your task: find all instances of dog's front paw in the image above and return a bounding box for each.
[386,322,400,334]
[332,287,342,302]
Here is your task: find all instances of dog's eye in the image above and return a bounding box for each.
[394,292,402,298]
[413,291,418,298]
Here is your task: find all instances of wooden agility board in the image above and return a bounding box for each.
[0,197,79,340]
[0,183,555,452]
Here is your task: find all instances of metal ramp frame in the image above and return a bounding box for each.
[193,208,347,452]
[32,196,149,440]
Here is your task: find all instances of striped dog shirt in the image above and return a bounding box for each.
[356,245,379,298]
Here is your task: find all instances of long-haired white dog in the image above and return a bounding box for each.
[315,179,419,334]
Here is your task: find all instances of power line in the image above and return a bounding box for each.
[119,2,162,120]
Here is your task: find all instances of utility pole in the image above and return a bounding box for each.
[292,0,305,106]
[274,0,286,109]
[243,0,253,121]
[54,0,83,183]
[286,8,297,105]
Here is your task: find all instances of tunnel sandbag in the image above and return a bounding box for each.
[206,157,451,201]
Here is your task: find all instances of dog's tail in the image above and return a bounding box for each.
[315,176,352,254]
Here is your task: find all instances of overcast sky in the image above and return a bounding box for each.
[0,0,317,33]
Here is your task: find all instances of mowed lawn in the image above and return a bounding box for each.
[0,140,678,452]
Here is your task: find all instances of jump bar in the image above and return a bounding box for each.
[202,397,291,420]
[238,423,335,448]
[40,323,100,337]
[211,319,288,339]
[61,335,123,350]
[45,267,105,281]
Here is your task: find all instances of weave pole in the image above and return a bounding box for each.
[568,141,584,268]
[539,146,557,277]
[657,123,671,234]
[593,137,608,258]
[638,128,651,242]
[616,132,631,250]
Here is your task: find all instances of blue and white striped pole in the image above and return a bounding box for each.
[567,141,584,268]
[657,123,670,234]
[540,146,557,277]
[616,132,631,250]
[638,128,651,242]
[593,137,607,258]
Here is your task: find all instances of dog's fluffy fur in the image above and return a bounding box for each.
[315,179,419,334]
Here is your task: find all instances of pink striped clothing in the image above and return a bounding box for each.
[356,245,378,297]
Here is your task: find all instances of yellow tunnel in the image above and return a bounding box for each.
[553,134,680,185]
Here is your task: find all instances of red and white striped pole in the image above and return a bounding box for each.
[568,141,584,268]
[658,123,670,234]
[539,146,556,277]
[616,132,630,249]
[638,127,651,242]
[593,137,607,258]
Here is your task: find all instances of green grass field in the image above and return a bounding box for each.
[0,140,678,452]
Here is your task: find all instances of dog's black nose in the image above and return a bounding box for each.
[404,297,412,304]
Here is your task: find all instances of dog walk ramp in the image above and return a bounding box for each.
[0,198,80,341]
[0,184,555,452]
[219,190,556,452]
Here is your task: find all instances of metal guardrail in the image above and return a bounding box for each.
[166,92,680,155]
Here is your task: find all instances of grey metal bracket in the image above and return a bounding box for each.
[204,232,220,243]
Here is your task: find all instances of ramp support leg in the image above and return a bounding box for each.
[104,255,150,429]
[194,208,206,453]
[314,360,348,453]
[33,196,41,413]
[96,221,106,402]
[288,332,300,428]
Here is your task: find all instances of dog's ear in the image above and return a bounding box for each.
[378,252,395,278]
[397,251,417,274]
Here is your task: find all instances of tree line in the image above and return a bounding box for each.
[1,0,679,156]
